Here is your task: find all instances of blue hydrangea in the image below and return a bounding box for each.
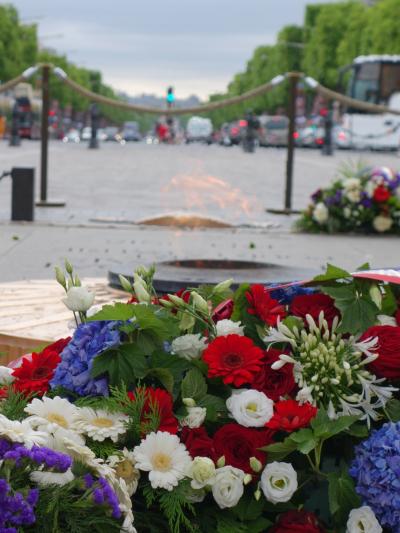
[50,321,121,396]
[349,421,400,531]
[268,283,316,305]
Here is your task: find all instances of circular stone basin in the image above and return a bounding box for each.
[108,259,318,294]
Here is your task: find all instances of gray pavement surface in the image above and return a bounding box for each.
[0,141,399,282]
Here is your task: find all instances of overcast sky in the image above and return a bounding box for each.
[10,0,336,99]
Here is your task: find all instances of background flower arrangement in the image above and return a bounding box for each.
[1,262,400,532]
[297,165,400,234]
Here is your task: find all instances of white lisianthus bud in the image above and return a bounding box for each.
[212,466,245,509]
[133,281,151,304]
[216,456,225,468]
[213,279,233,294]
[182,398,196,408]
[191,292,209,314]
[243,474,253,485]
[181,407,207,429]
[119,275,133,293]
[64,259,73,274]
[260,462,298,504]
[249,457,263,473]
[254,488,261,501]
[166,294,185,307]
[171,334,207,360]
[55,266,66,288]
[187,457,216,489]
[346,506,382,533]
[0,366,14,385]
[216,319,244,337]
[373,215,393,233]
[369,285,382,309]
[226,389,274,427]
[313,202,328,224]
[62,286,94,312]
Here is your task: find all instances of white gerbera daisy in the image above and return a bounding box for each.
[72,408,128,442]
[45,426,85,453]
[133,431,192,491]
[24,396,80,433]
[30,468,74,487]
[107,448,140,496]
[0,414,48,448]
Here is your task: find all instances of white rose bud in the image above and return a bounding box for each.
[346,506,382,533]
[313,202,328,224]
[0,366,14,385]
[191,292,209,314]
[216,319,244,337]
[260,462,298,504]
[212,466,245,509]
[62,286,95,312]
[187,457,216,489]
[171,334,207,360]
[181,407,207,429]
[226,389,274,427]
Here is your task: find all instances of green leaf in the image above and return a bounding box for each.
[282,316,304,331]
[328,471,361,525]
[88,302,135,321]
[313,264,351,282]
[91,343,148,385]
[381,285,398,316]
[181,368,207,401]
[290,428,317,454]
[132,305,180,341]
[145,368,174,393]
[346,423,369,438]
[314,415,360,440]
[231,493,265,521]
[261,438,297,460]
[385,398,400,422]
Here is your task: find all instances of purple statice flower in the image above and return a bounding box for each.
[0,478,38,530]
[311,189,322,202]
[50,321,121,396]
[84,473,95,488]
[360,191,373,208]
[269,283,316,305]
[325,189,342,207]
[1,440,71,473]
[90,478,121,519]
[349,421,400,531]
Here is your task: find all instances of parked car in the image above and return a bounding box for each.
[62,128,80,144]
[298,118,325,148]
[259,115,289,147]
[121,121,141,142]
[228,120,248,145]
[103,127,121,142]
[81,127,108,142]
[186,116,213,143]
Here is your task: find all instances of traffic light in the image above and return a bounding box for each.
[166,86,175,108]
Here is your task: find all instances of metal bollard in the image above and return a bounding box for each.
[9,102,21,147]
[11,167,35,221]
[89,103,100,149]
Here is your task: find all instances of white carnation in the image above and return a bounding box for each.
[260,461,298,504]
[216,320,244,337]
[212,466,245,509]
[62,286,94,312]
[0,366,14,386]
[226,389,274,427]
[373,215,393,233]
[313,202,328,224]
[181,407,207,429]
[346,506,382,533]
[171,334,207,360]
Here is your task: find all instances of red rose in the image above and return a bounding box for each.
[373,185,391,203]
[266,399,317,432]
[291,293,340,327]
[12,338,70,397]
[180,426,217,461]
[360,325,400,379]
[271,510,326,533]
[251,349,296,401]
[246,285,286,326]
[203,334,264,387]
[212,299,234,322]
[213,423,274,473]
[128,387,178,434]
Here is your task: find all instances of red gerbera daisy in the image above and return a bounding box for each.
[202,334,264,387]
[128,387,178,435]
[246,285,286,326]
[12,337,70,397]
[266,399,317,432]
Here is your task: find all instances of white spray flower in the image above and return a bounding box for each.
[181,407,207,429]
[216,319,244,337]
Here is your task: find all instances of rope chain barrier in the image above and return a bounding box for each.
[2,64,400,117]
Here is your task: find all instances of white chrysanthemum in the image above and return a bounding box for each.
[346,506,382,533]
[72,408,128,442]
[216,320,244,337]
[171,334,207,360]
[24,396,79,433]
[133,431,192,491]
[181,407,207,429]
[212,466,245,509]
[313,202,328,224]
[226,389,274,427]
[260,462,298,504]
[107,448,140,497]
[0,366,14,386]
[30,468,74,487]
[373,215,393,233]
[0,414,48,449]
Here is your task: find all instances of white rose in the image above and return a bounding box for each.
[226,389,274,427]
[187,457,216,489]
[171,334,207,360]
[377,314,397,326]
[0,366,14,385]
[373,215,393,233]
[346,189,361,203]
[212,466,245,509]
[343,177,361,190]
[181,407,206,429]
[344,207,352,219]
[216,319,244,337]
[313,202,328,224]
[346,506,382,533]
[62,286,94,312]
[260,462,298,504]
